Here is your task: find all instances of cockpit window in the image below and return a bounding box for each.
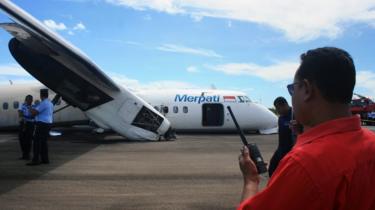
[237,96,245,103]
[131,106,164,133]
[244,96,251,102]
[237,96,251,103]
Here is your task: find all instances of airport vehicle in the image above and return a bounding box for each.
[351,93,375,125]
[0,0,278,139]
[0,82,278,135]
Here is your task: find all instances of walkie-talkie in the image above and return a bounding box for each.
[227,106,268,174]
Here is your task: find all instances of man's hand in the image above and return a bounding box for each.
[239,145,260,183]
[289,120,303,135]
[29,107,38,117]
[239,145,260,202]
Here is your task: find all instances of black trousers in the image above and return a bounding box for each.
[268,149,288,178]
[18,121,34,159]
[32,122,51,163]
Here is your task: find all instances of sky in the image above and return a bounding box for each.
[0,0,374,107]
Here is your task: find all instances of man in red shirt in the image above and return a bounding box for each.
[238,47,375,210]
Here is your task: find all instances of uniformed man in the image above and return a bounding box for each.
[27,89,53,166]
[18,95,34,160]
[268,97,295,177]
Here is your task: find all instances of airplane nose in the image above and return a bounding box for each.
[253,103,278,132]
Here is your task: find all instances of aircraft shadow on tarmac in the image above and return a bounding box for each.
[0,128,152,195]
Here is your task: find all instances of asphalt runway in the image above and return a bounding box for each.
[2,126,373,210]
[0,128,277,210]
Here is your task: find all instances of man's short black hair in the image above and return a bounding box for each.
[25,95,33,100]
[40,89,48,98]
[296,47,355,104]
[274,96,288,107]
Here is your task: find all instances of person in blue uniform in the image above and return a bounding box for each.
[27,89,54,166]
[268,97,295,177]
[18,95,34,160]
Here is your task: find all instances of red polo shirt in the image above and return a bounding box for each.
[238,116,375,210]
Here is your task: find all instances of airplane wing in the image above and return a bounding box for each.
[0,0,173,141]
[0,1,120,111]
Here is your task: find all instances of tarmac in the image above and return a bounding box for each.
[0,127,276,210]
[1,126,374,210]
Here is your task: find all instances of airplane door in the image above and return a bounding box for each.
[202,103,224,126]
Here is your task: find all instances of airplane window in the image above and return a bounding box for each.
[3,102,9,110]
[162,106,169,114]
[173,106,179,113]
[183,106,188,113]
[13,101,19,109]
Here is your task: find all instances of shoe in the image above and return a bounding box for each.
[26,161,40,166]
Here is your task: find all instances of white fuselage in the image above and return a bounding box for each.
[0,83,87,128]
[0,83,278,134]
[137,89,278,133]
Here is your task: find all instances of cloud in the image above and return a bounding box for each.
[109,72,199,91]
[105,0,375,42]
[102,39,144,47]
[0,64,35,85]
[0,64,32,77]
[227,20,232,28]
[356,70,375,98]
[0,66,199,90]
[43,19,86,35]
[106,0,184,14]
[186,66,199,73]
[191,14,203,22]
[43,19,67,31]
[125,41,143,46]
[209,62,299,82]
[73,22,86,30]
[62,0,97,2]
[157,44,222,58]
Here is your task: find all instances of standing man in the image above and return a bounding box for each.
[18,95,34,160]
[27,89,53,166]
[268,97,294,177]
[237,47,375,210]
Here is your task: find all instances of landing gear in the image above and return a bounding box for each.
[159,127,177,141]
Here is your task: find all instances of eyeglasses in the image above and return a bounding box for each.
[287,82,301,96]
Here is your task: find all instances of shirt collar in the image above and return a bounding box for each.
[295,115,361,147]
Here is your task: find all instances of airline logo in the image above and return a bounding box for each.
[175,94,220,104]
[224,96,236,102]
